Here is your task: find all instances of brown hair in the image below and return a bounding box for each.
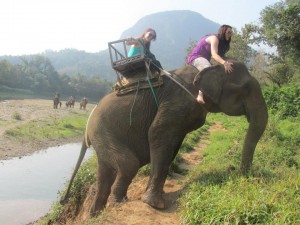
[217,24,232,57]
[139,28,157,51]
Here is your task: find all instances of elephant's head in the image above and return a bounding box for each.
[192,62,268,172]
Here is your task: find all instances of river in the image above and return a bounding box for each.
[0,143,93,225]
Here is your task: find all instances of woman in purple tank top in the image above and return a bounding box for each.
[187,25,234,104]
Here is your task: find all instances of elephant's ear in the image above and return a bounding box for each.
[194,65,225,104]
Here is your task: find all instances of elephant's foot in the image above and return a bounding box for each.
[141,191,165,209]
[89,197,106,217]
[89,202,105,217]
[109,195,128,206]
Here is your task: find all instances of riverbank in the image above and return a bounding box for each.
[0,99,95,160]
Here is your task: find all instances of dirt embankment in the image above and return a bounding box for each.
[0,99,95,160]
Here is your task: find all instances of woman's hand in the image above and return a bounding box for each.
[125,36,137,45]
[223,61,233,73]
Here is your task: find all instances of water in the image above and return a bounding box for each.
[0,143,93,225]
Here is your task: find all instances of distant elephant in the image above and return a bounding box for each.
[53,96,60,109]
[80,97,88,110]
[61,62,268,216]
[66,96,75,108]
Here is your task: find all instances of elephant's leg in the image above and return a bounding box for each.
[110,153,140,204]
[90,160,116,217]
[142,128,184,209]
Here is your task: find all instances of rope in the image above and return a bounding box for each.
[130,80,140,126]
[145,61,159,108]
[150,61,197,102]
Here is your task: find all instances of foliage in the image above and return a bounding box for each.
[0,57,113,101]
[263,84,300,119]
[226,28,255,63]
[248,50,272,85]
[0,85,36,100]
[64,155,97,210]
[242,0,300,86]
[41,156,97,224]
[243,0,300,62]
[11,112,22,120]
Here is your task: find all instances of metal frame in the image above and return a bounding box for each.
[108,39,146,74]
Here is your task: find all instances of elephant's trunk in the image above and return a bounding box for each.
[240,87,268,173]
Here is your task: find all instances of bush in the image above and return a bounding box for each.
[263,84,300,119]
[11,112,22,120]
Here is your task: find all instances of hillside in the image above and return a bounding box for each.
[0,10,220,81]
[120,10,220,70]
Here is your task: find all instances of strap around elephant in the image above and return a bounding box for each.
[145,60,159,108]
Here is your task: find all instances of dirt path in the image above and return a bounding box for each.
[0,99,96,160]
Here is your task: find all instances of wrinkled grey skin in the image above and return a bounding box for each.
[61,62,268,217]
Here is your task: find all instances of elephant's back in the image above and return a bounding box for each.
[91,91,153,130]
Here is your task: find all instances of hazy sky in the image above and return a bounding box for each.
[1,0,279,56]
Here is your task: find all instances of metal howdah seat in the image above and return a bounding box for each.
[108,39,148,77]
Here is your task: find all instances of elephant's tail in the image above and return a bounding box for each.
[60,140,88,205]
[84,104,97,148]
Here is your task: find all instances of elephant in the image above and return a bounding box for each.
[80,97,88,110]
[66,96,75,108]
[53,96,60,109]
[61,62,268,217]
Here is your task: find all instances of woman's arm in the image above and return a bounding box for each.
[125,37,140,47]
[209,36,226,64]
[208,35,233,73]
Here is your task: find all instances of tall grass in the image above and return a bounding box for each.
[179,113,300,224]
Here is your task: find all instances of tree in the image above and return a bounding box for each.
[226,28,254,64]
[243,0,300,62]
[249,51,271,85]
[242,0,300,85]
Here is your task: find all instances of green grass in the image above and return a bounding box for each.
[0,120,11,126]
[179,113,300,225]
[4,111,88,141]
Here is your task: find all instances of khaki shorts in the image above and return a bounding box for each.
[191,57,211,72]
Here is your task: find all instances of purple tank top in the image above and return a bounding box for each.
[187,35,212,64]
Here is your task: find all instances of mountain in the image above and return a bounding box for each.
[120,10,220,70]
[1,10,220,81]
